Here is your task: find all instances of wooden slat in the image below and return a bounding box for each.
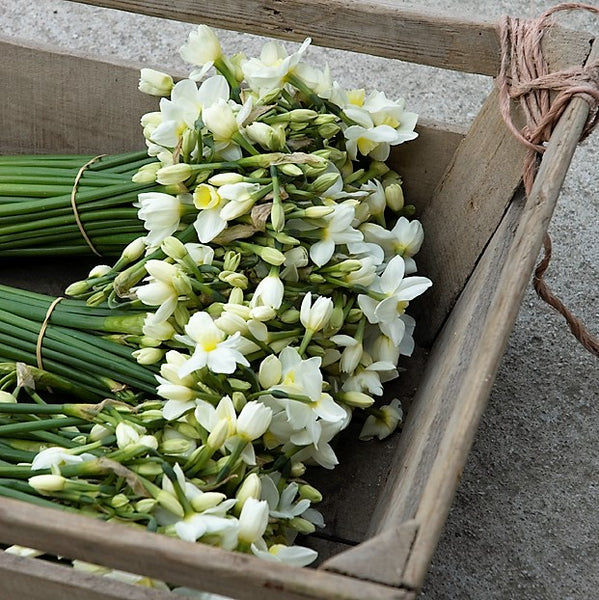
[411,87,527,344]
[0,36,156,155]
[0,497,413,600]
[411,27,593,344]
[387,119,466,209]
[0,552,177,600]
[67,1,593,76]
[365,37,599,593]
[69,0,503,75]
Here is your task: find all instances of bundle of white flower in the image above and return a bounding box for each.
[61,25,432,567]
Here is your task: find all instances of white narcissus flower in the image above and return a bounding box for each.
[270,346,323,402]
[359,398,403,441]
[361,217,424,273]
[236,401,272,442]
[150,76,229,148]
[260,475,310,520]
[242,38,311,97]
[250,272,284,310]
[31,447,96,471]
[357,255,431,345]
[135,260,188,323]
[251,540,318,567]
[218,182,261,222]
[176,312,250,376]
[193,183,228,243]
[179,24,223,73]
[238,498,269,544]
[344,123,416,162]
[135,192,193,247]
[329,334,363,373]
[308,203,363,267]
[195,395,238,440]
[300,292,334,333]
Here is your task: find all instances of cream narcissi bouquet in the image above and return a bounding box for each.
[0,24,431,576]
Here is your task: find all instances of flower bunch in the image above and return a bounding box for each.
[0,25,431,569]
[0,362,322,573]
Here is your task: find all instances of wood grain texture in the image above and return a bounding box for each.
[412,87,527,344]
[367,37,599,592]
[0,497,412,600]
[0,552,177,600]
[69,0,502,75]
[0,36,156,155]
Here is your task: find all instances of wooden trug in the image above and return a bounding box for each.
[0,1,595,598]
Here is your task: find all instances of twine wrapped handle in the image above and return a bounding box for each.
[497,3,599,357]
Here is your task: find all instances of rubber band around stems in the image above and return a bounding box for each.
[71,154,107,257]
[36,297,64,370]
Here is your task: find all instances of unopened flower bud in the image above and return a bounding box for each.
[161,236,187,260]
[318,123,341,138]
[156,490,185,518]
[299,484,322,503]
[88,264,112,278]
[110,493,130,508]
[132,347,165,365]
[209,172,244,186]
[304,205,334,218]
[288,109,318,122]
[278,163,304,177]
[338,391,374,408]
[258,355,282,389]
[65,280,91,296]
[291,461,306,477]
[191,492,226,513]
[290,516,316,535]
[207,420,229,449]
[139,68,174,97]
[309,173,340,194]
[89,423,112,442]
[280,308,300,324]
[132,162,161,183]
[29,474,66,493]
[219,388,242,412]
[156,163,193,185]
[135,498,157,513]
[257,247,286,266]
[385,182,404,211]
[219,271,248,288]
[235,473,261,510]
[161,438,194,455]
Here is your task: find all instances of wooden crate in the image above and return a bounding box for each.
[0,1,595,598]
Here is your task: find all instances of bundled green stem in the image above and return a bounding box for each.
[0,151,159,256]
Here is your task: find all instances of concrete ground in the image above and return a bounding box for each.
[1,1,598,598]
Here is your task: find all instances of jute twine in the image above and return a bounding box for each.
[497,3,599,357]
[71,154,106,257]
[36,297,64,370]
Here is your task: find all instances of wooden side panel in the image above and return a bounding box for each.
[412,88,527,344]
[0,552,177,600]
[366,38,599,592]
[0,37,156,155]
[0,497,413,600]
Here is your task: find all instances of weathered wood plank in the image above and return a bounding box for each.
[69,0,502,75]
[412,87,528,344]
[366,37,599,592]
[412,27,593,344]
[67,1,592,76]
[0,36,156,155]
[0,551,177,600]
[0,497,412,600]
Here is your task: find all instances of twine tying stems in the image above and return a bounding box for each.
[497,2,599,357]
[36,297,64,370]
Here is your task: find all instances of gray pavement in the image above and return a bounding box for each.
[1,1,598,598]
